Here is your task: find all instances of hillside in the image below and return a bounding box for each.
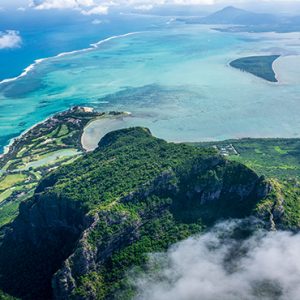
[0,127,282,300]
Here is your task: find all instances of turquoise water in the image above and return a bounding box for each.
[1,22,300,152]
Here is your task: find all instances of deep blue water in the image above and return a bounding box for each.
[0,9,165,81]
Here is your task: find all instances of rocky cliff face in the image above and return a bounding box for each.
[0,128,274,300]
[0,192,89,299]
[52,159,270,299]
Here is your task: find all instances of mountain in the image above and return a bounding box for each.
[0,128,296,299]
[186,6,281,25]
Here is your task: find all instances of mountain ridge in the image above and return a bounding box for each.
[0,127,277,299]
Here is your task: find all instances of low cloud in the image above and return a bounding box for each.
[81,5,108,15]
[133,220,300,300]
[30,0,94,10]
[0,30,22,49]
[30,0,109,15]
[27,0,300,15]
[92,18,103,24]
[133,4,154,11]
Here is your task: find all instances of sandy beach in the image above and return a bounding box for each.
[81,115,132,151]
[273,55,300,84]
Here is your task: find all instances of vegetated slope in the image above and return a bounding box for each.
[230,55,280,82]
[0,128,275,299]
[194,138,300,180]
[194,138,300,229]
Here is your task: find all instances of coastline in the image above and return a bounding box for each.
[1,115,54,158]
[0,32,142,86]
[273,55,300,84]
[81,112,132,151]
[0,109,131,159]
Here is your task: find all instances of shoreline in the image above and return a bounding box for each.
[0,106,98,159]
[81,112,132,151]
[3,106,300,159]
[0,32,142,86]
[1,115,55,158]
[273,55,300,84]
[0,109,130,160]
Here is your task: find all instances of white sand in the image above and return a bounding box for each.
[81,117,130,151]
[273,55,300,84]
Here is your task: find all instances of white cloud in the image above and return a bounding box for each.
[92,18,103,24]
[81,5,108,15]
[133,220,300,300]
[30,0,95,10]
[30,0,109,14]
[0,30,22,49]
[133,4,154,10]
[27,0,300,14]
[27,0,236,12]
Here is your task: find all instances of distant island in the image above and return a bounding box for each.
[177,6,300,33]
[229,55,280,82]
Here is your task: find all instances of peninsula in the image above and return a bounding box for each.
[230,55,280,82]
[0,107,125,227]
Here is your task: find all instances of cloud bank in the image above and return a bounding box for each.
[26,0,300,15]
[30,0,109,14]
[0,30,22,49]
[28,0,219,15]
[133,220,300,300]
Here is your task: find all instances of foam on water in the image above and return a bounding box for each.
[0,32,141,86]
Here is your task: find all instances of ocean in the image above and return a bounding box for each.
[1,11,300,152]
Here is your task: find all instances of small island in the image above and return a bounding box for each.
[230,55,280,82]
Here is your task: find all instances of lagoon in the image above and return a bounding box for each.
[1,21,300,152]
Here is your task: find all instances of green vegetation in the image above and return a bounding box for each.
[0,107,105,227]
[1,117,300,300]
[0,127,269,299]
[0,290,18,300]
[230,55,280,82]
[0,174,27,193]
[195,138,300,229]
[194,138,300,180]
[45,127,216,211]
[0,200,22,227]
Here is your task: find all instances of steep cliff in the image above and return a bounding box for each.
[0,128,273,299]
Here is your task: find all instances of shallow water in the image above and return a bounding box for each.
[82,117,132,151]
[1,22,300,152]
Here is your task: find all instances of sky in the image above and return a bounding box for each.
[0,0,300,50]
[1,0,300,14]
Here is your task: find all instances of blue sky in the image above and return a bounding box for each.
[1,0,300,14]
